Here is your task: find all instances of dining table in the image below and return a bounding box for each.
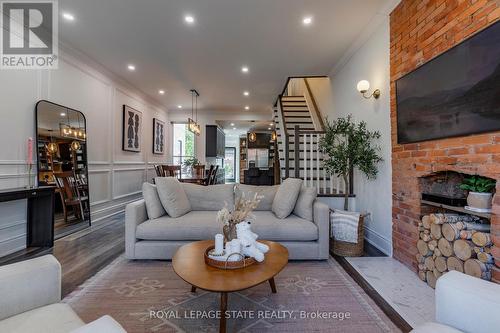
[179,174,207,185]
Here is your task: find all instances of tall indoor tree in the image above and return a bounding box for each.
[319,115,383,210]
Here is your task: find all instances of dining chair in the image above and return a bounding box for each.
[163,165,182,179]
[53,171,88,223]
[193,165,206,178]
[201,165,214,186]
[209,165,219,185]
[154,165,165,177]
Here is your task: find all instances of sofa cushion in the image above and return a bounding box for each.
[136,211,317,241]
[136,211,220,241]
[182,183,234,211]
[155,177,191,218]
[234,184,278,210]
[272,178,303,218]
[142,183,166,219]
[70,315,126,333]
[293,187,317,221]
[0,303,84,333]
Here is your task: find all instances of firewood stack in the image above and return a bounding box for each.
[417,213,493,288]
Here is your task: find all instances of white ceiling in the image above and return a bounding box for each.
[60,0,389,114]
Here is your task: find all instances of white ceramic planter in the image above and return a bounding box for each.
[467,192,493,210]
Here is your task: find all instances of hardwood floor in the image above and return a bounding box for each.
[53,213,125,296]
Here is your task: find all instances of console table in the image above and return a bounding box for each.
[0,186,55,264]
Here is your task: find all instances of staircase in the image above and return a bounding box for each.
[273,77,351,197]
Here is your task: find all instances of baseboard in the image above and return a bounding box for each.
[364,226,392,256]
[91,195,142,223]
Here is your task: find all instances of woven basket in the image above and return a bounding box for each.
[330,214,365,257]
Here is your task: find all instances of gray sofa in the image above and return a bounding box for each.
[125,182,329,260]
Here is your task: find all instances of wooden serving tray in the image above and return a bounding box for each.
[204,245,256,270]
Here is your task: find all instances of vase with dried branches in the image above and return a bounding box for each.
[217,192,262,242]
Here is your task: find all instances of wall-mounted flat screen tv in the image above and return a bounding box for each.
[396,21,500,144]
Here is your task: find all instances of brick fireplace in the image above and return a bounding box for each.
[390,0,500,283]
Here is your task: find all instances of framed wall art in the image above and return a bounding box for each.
[153,118,165,154]
[122,105,142,152]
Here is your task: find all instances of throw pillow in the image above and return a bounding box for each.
[272,178,303,219]
[293,186,317,221]
[182,183,234,210]
[155,177,191,218]
[330,209,361,243]
[234,184,279,210]
[142,182,166,219]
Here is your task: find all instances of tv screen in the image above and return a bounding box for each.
[396,21,500,144]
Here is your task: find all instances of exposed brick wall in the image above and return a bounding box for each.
[389,0,500,282]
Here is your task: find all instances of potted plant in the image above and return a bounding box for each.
[182,157,201,176]
[459,175,495,211]
[319,115,383,210]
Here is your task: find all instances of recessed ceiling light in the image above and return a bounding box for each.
[233,127,236,130]
[127,64,136,71]
[302,16,313,25]
[62,12,75,21]
[177,105,182,109]
[158,90,165,95]
[243,91,249,96]
[184,15,195,24]
[244,106,250,110]
[60,112,66,117]
[230,123,235,126]
[268,127,271,130]
[269,123,274,126]
[241,66,249,73]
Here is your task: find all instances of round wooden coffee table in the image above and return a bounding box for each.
[172,240,288,333]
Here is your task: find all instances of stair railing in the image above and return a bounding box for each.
[293,126,354,196]
[277,96,290,178]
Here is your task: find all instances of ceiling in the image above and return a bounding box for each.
[60,0,389,114]
[217,120,275,138]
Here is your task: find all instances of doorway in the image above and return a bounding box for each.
[224,147,236,183]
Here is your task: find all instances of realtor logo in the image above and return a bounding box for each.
[1,0,58,69]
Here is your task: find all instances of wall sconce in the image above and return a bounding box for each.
[357,80,380,99]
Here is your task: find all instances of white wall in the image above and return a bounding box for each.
[0,45,170,225]
[328,18,393,255]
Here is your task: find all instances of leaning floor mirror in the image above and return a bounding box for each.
[36,100,91,238]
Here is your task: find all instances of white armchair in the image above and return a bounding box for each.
[0,255,126,333]
[411,270,500,333]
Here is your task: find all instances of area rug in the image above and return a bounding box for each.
[63,256,401,333]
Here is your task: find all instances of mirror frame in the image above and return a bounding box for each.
[35,100,91,227]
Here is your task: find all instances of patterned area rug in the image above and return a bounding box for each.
[63,256,401,333]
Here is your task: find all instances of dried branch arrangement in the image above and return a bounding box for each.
[217,192,263,241]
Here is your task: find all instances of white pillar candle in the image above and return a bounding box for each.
[231,239,241,254]
[214,234,224,254]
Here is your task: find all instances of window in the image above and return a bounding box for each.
[172,123,195,166]
[224,147,236,182]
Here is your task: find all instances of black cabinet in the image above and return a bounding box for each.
[206,125,225,158]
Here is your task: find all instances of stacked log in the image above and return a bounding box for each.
[417,213,493,288]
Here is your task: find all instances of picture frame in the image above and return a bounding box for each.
[152,118,165,154]
[122,105,142,152]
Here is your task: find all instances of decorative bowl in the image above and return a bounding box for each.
[204,245,256,270]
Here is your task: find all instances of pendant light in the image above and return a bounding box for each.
[271,131,277,141]
[187,89,201,136]
[46,130,58,154]
[71,140,81,151]
[248,132,257,142]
